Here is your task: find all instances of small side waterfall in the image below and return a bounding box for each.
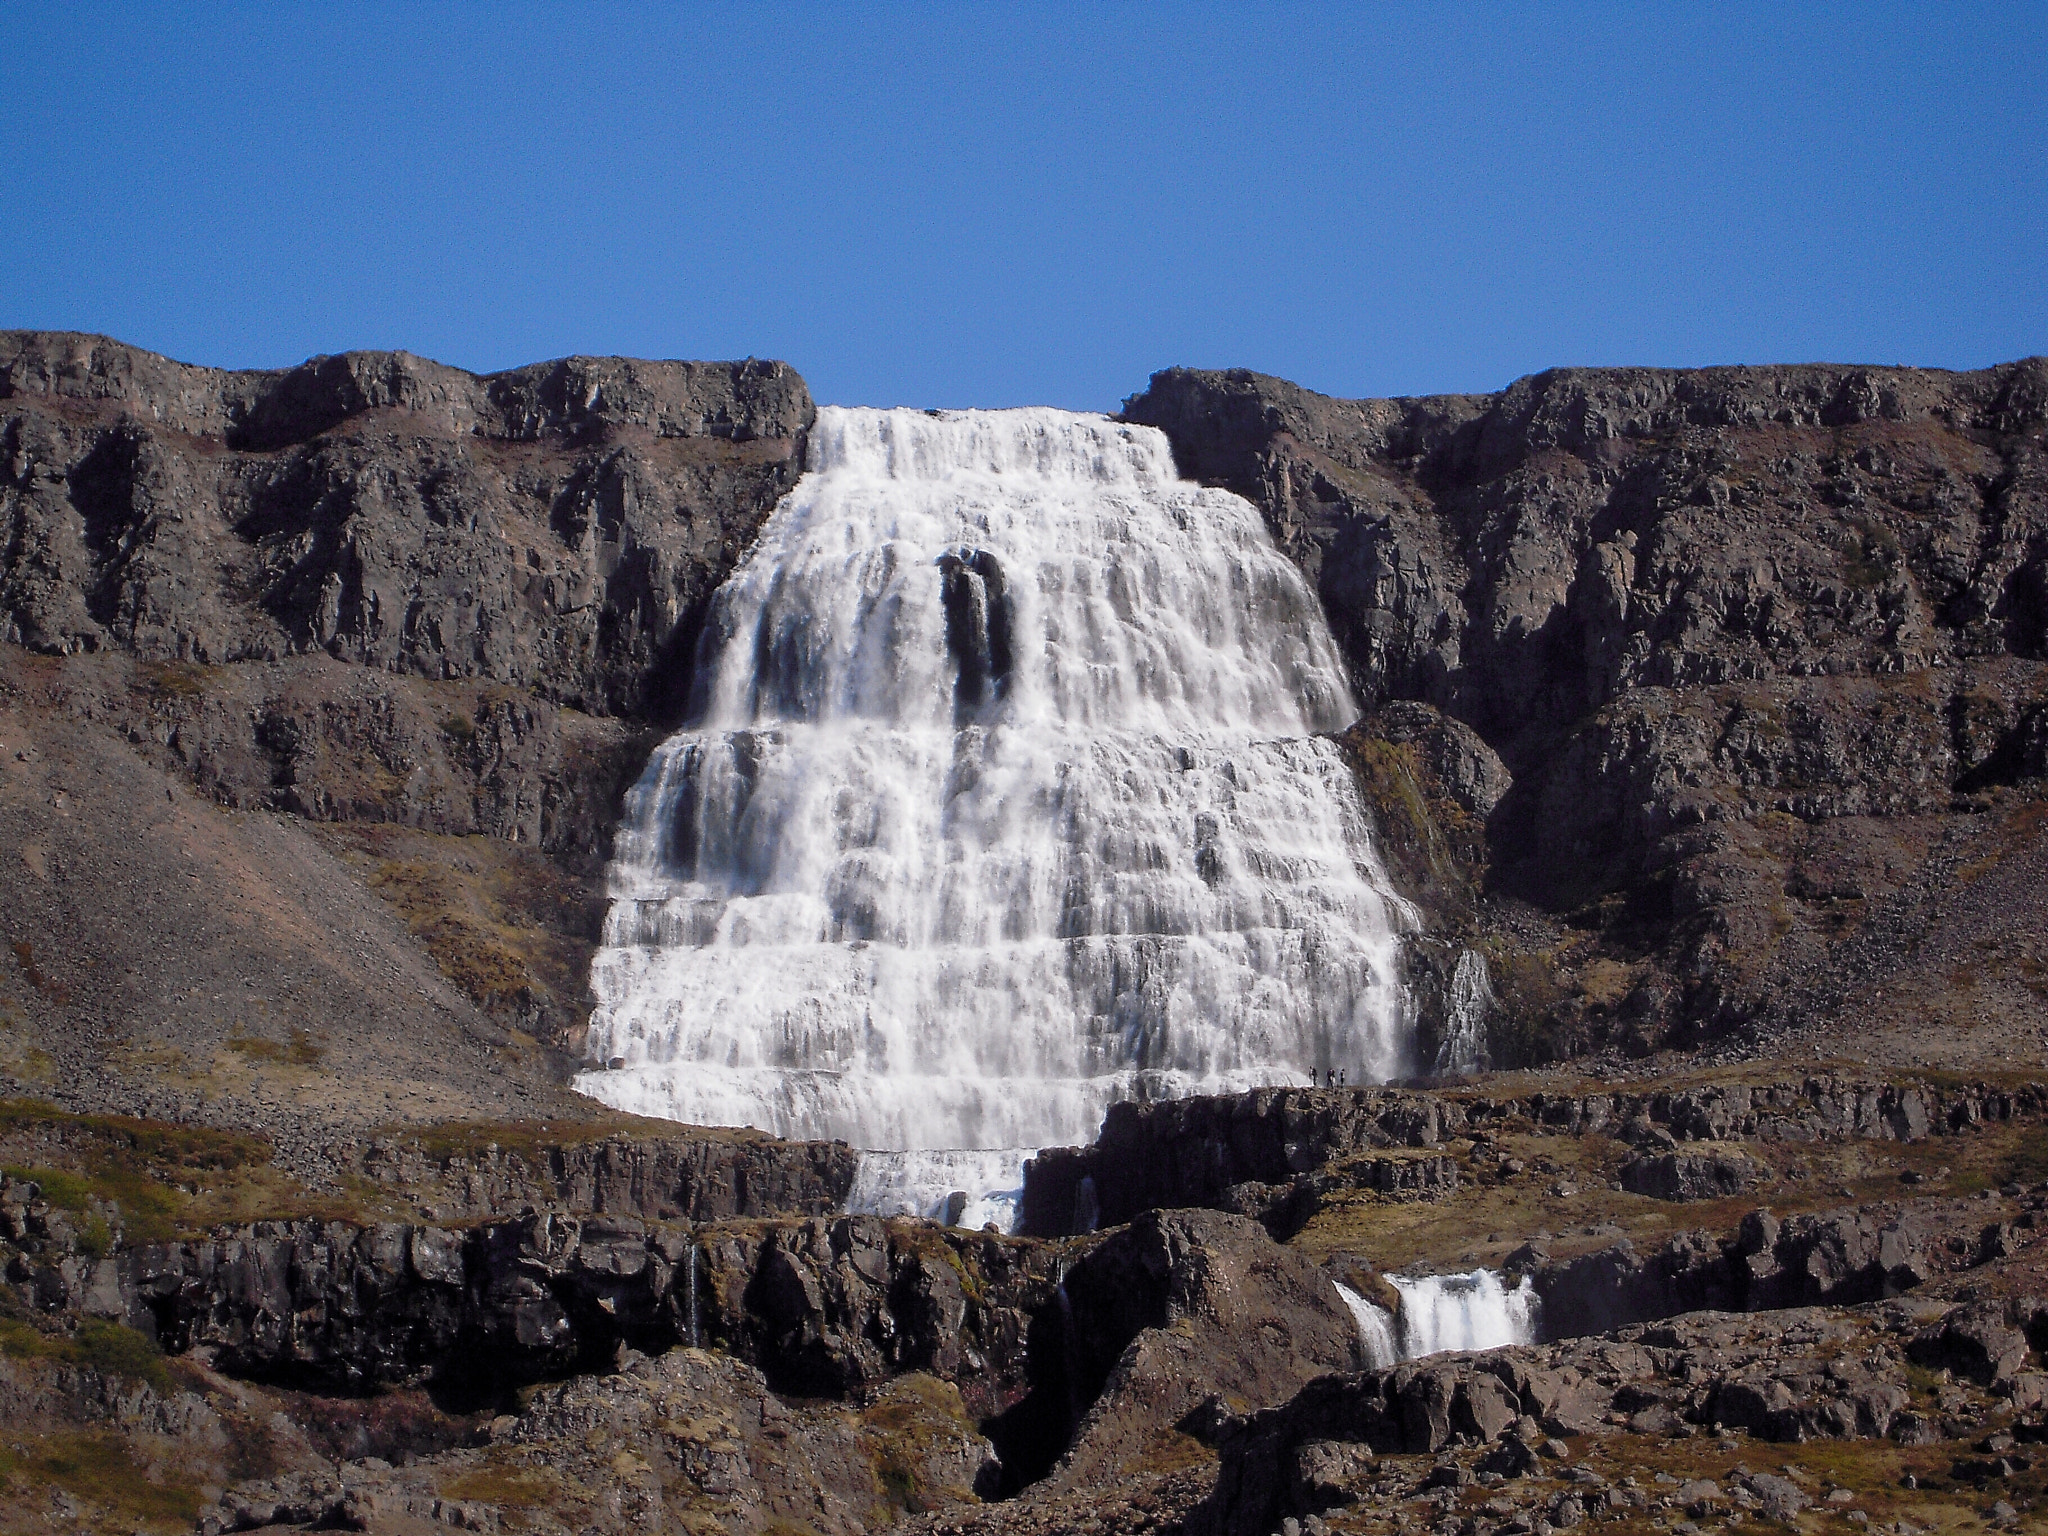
[1332,1280,1399,1368]
[1434,950,1496,1077]
[1333,1269,1539,1364]
[574,406,1417,1219]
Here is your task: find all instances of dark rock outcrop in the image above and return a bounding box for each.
[202,1350,1000,1536]
[1193,1300,2043,1536]
[1020,1209,1366,1498]
[350,1127,860,1224]
[1020,1077,2020,1237]
[1616,1148,1762,1201]
[1125,360,2048,749]
[1125,360,2048,1060]
[1531,1197,2022,1339]
[2,331,814,718]
[8,1202,1051,1404]
[700,1216,1056,1416]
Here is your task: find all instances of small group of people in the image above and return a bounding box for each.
[1309,1067,1349,1088]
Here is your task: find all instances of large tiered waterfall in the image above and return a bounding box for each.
[573,407,1414,1220]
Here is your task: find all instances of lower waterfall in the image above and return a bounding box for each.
[573,406,1415,1221]
[1333,1281,1400,1368]
[1336,1271,1539,1365]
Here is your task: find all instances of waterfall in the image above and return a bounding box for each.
[685,1243,700,1349]
[848,1148,1030,1230]
[1391,1270,1540,1356]
[688,1245,704,1351]
[1334,1270,1536,1365]
[573,406,1415,1219]
[1332,1280,1399,1368]
[1434,949,1496,1076]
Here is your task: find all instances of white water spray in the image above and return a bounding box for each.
[1335,1269,1539,1364]
[574,407,1415,1219]
[1392,1270,1540,1356]
[1332,1280,1400,1368]
[1434,949,1496,1076]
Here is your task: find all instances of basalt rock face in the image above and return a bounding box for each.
[350,1128,860,1225]
[1,331,814,717]
[0,333,812,1084]
[6,1193,1044,1405]
[1124,360,2048,1062]
[954,1208,1369,1505]
[699,1216,1058,1415]
[1528,1196,2020,1340]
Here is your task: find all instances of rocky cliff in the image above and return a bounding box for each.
[8,335,2048,1536]
[2,330,813,716]
[1125,360,2048,1066]
[0,333,814,1129]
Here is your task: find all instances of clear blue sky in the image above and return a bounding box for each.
[3,4,2043,409]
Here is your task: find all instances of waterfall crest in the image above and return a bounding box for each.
[1334,1270,1538,1365]
[573,406,1414,1186]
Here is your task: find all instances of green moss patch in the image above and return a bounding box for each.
[0,1316,169,1394]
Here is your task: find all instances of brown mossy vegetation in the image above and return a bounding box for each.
[135,657,215,700]
[226,1025,326,1066]
[861,1373,982,1519]
[0,1306,171,1395]
[1290,1113,2048,1276]
[320,824,604,1037]
[1338,733,1485,915]
[438,1457,563,1509]
[0,1098,437,1232]
[0,1429,204,1531]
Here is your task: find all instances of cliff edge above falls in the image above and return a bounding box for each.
[1125,360,2048,1067]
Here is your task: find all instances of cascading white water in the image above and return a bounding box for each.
[1434,949,1496,1076]
[1334,1270,1540,1364]
[1332,1280,1400,1368]
[848,1149,1030,1231]
[1391,1270,1540,1355]
[573,406,1416,1218]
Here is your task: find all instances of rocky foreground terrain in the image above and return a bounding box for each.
[1,332,2046,1533]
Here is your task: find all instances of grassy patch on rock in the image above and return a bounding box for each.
[1291,1112,2048,1275]
[319,824,604,1040]
[0,1429,204,1530]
